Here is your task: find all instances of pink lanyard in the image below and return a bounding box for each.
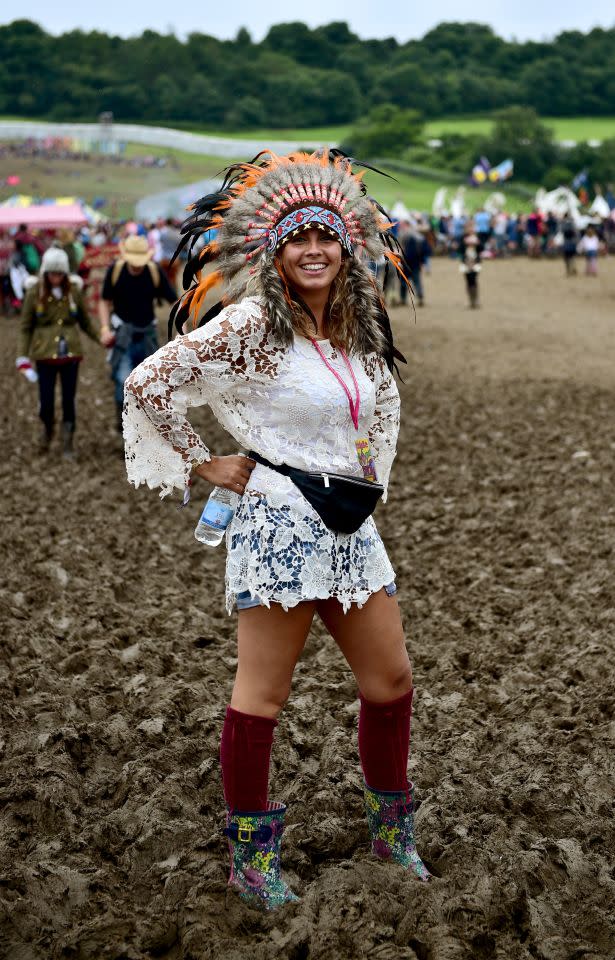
[310,338,360,430]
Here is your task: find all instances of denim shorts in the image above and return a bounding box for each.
[236,581,397,610]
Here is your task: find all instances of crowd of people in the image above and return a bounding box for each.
[432,207,615,264]
[380,206,613,311]
[4,198,612,458]
[0,218,182,312]
[0,138,176,168]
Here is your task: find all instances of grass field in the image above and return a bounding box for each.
[424,115,615,141]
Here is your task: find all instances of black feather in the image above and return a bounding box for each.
[327,148,398,182]
[168,289,201,339]
[197,299,225,329]
[169,231,196,266]
[181,243,219,291]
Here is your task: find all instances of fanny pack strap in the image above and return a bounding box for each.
[248,451,294,478]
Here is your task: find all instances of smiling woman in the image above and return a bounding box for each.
[122,149,431,911]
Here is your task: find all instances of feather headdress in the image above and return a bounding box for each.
[170,149,409,371]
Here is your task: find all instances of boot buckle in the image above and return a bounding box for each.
[237,825,254,842]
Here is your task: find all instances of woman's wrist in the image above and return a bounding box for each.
[192,456,216,482]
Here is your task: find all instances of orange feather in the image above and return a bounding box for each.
[189,270,223,324]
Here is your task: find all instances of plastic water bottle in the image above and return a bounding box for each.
[194,487,240,546]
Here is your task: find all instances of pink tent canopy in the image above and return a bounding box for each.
[0,204,87,229]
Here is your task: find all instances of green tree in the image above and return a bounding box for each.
[345,104,424,158]
[479,106,558,181]
[263,22,333,67]
[372,63,438,115]
[262,67,360,126]
[520,57,580,115]
[184,75,226,125]
[225,96,267,130]
[543,165,575,190]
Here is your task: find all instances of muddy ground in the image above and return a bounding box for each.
[1,257,614,960]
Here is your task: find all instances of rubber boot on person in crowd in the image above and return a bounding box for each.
[62,422,75,461]
[39,423,53,454]
[364,782,431,882]
[116,401,123,434]
[223,802,299,910]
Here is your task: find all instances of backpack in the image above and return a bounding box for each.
[22,243,41,274]
[111,258,160,290]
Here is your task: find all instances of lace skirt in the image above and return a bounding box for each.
[225,490,396,614]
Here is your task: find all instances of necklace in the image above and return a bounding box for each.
[310,338,360,429]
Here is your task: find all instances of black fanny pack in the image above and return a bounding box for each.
[249,451,384,535]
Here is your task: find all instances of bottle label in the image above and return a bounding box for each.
[200,500,235,531]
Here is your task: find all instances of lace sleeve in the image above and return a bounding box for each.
[123,299,279,497]
[364,355,400,501]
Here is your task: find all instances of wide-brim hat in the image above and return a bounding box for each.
[120,235,153,266]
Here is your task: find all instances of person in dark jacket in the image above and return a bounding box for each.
[98,235,177,430]
[400,223,431,307]
[19,247,102,457]
[561,216,578,276]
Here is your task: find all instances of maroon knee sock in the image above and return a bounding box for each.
[358,689,413,792]
[220,706,277,811]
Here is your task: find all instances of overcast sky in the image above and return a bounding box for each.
[7,0,615,42]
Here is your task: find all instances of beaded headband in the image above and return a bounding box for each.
[268,205,353,255]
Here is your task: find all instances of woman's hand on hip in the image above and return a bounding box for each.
[193,455,255,494]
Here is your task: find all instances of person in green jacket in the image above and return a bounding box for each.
[19,246,103,458]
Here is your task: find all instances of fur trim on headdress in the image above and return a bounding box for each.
[170,149,409,371]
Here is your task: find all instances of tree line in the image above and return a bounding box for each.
[2,19,615,128]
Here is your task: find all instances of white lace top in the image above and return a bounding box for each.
[124,296,400,611]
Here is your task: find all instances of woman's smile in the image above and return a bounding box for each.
[300,262,328,273]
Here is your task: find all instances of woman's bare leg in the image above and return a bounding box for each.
[316,588,412,701]
[231,601,316,718]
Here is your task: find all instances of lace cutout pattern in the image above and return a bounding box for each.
[226,493,396,613]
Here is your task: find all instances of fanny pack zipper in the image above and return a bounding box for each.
[308,472,384,491]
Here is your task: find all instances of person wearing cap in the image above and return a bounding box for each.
[19,246,103,457]
[99,234,177,430]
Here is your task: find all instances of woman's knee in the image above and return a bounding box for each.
[230,677,292,719]
[360,663,413,704]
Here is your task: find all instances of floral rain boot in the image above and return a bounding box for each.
[364,782,431,882]
[223,801,299,910]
